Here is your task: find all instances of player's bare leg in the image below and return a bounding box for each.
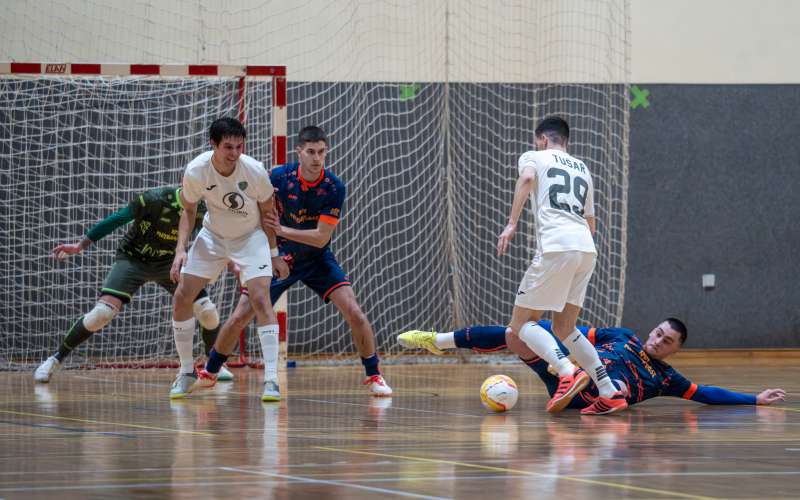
[329,286,392,396]
[170,274,209,397]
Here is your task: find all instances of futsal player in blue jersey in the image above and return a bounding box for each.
[398,319,786,410]
[222,126,392,398]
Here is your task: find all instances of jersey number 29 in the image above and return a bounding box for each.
[547,167,588,216]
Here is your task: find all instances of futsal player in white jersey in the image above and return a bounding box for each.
[170,117,289,401]
[496,116,627,415]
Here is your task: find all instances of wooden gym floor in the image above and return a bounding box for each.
[0,356,798,499]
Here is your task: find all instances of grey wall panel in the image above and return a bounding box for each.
[624,85,800,347]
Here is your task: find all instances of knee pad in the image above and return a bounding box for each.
[193,296,220,329]
[83,300,119,332]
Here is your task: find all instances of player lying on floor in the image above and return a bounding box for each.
[398,319,786,413]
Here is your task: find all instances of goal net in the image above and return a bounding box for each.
[280,2,630,363]
[1,0,629,368]
[0,64,284,369]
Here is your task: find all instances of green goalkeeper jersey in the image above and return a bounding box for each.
[85,186,205,263]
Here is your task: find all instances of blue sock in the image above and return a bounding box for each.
[361,353,380,377]
[205,348,229,374]
[453,325,508,351]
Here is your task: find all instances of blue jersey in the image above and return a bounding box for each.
[270,163,346,259]
[538,321,755,406]
[580,325,693,404]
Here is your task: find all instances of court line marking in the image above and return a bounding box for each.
[0,465,798,478]
[221,467,449,500]
[0,419,138,439]
[315,446,721,500]
[0,479,297,493]
[0,409,214,437]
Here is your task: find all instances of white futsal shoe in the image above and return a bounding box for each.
[170,372,198,399]
[262,379,281,402]
[34,356,61,383]
[217,364,234,382]
[364,375,393,397]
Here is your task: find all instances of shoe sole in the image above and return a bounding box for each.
[261,395,281,402]
[581,402,628,416]
[169,392,188,400]
[546,372,590,414]
[187,382,216,393]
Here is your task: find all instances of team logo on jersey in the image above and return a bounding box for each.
[223,192,245,210]
[238,181,248,191]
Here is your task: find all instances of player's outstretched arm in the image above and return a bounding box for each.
[52,205,135,260]
[756,388,786,405]
[497,168,536,256]
[682,384,787,406]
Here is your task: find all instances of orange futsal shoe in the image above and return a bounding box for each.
[546,368,590,413]
[189,369,218,393]
[580,391,628,415]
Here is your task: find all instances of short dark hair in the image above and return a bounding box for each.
[535,116,570,145]
[297,125,327,146]
[209,117,246,144]
[665,317,688,344]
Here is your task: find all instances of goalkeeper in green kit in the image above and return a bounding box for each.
[34,185,234,397]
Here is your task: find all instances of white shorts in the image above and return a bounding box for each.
[514,250,596,312]
[183,227,272,285]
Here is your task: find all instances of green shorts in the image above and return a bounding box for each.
[100,257,208,304]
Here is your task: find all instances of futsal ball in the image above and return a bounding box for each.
[480,374,518,412]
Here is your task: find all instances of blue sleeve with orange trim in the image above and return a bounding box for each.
[319,179,345,226]
[690,386,757,405]
[662,368,756,404]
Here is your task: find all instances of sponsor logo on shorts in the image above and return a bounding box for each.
[517,290,526,295]
[258,264,269,270]
[206,184,217,191]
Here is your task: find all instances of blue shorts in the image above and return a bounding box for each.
[269,250,351,304]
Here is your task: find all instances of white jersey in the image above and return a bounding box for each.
[182,151,274,240]
[518,149,596,254]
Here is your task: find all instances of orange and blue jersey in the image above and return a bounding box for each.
[267,163,351,304]
[270,163,345,259]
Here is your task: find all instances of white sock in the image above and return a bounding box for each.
[172,317,196,374]
[565,329,616,397]
[434,332,456,349]
[519,322,575,377]
[258,324,280,382]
